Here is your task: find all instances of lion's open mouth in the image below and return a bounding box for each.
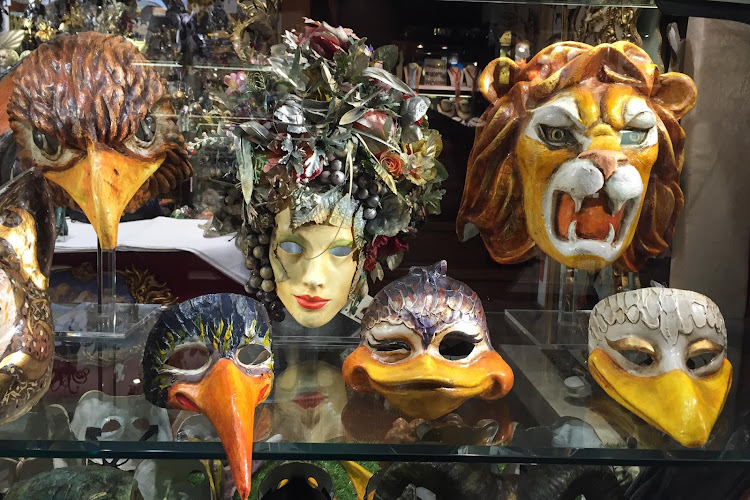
[555,191,626,243]
[540,159,644,262]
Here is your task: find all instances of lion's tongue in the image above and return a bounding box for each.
[556,193,625,241]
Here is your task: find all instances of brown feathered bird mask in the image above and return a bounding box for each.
[4,32,192,250]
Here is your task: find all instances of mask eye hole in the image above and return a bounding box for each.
[132,418,151,431]
[134,114,157,145]
[439,331,478,360]
[618,350,655,367]
[32,127,62,160]
[165,344,211,371]
[329,246,352,257]
[685,339,724,372]
[539,124,576,148]
[620,128,648,146]
[367,336,412,362]
[687,352,717,371]
[279,241,304,254]
[236,343,272,366]
[606,337,658,368]
[101,419,121,432]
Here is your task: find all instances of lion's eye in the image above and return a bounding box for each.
[620,129,648,146]
[540,125,576,147]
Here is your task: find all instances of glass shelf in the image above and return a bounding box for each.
[3,312,747,466]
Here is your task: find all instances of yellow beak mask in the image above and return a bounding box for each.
[588,288,732,448]
[342,261,514,420]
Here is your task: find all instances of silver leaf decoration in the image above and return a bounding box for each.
[274,97,307,134]
[238,121,273,146]
[400,96,430,123]
[401,124,423,144]
[291,188,344,228]
[234,136,255,204]
[362,67,416,96]
[340,106,367,125]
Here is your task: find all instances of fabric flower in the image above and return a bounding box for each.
[379,151,403,177]
[298,20,352,59]
[353,110,396,155]
[364,235,409,271]
[404,153,437,186]
[224,71,247,95]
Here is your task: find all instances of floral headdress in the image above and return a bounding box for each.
[224,19,446,322]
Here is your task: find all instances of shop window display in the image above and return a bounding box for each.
[0,1,745,499]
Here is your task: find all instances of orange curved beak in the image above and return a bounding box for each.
[343,346,513,419]
[168,359,273,500]
[43,144,164,250]
[589,349,732,448]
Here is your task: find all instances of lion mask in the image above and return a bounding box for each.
[457,41,697,271]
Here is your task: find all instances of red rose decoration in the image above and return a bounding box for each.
[379,151,403,177]
[364,235,409,271]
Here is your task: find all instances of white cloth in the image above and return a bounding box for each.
[54,217,249,285]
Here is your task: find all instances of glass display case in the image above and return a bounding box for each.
[0,0,748,499]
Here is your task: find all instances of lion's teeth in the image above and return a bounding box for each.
[572,195,584,213]
[567,221,577,242]
[610,198,626,215]
[606,223,615,244]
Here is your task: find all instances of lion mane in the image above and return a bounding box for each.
[457,41,697,271]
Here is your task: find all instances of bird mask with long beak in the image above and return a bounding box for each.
[588,288,732,447]
[143,294,274,500]
[343,261,514,419]
[6,32,192,250]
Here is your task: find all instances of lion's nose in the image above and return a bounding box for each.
[578,149,628,180]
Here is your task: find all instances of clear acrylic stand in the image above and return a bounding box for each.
[505,262,637,347]
[53,244,161,339]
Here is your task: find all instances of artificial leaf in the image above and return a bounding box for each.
[362,67,415,96]
[373,45,399,72]
[386,251,404,271]
[433,160,449,183]
[372,261,385,281]
[350,52,370,79]
[340,106,367,125]
[236,137,255,203]
[421,184,446,215]
[238,120,273,146]
[356,135,397,195]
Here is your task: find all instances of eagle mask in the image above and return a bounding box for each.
[4,32,192,250]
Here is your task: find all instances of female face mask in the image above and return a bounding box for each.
[270,205,359,328]
[588,288,732,447]
[143,293,274,500]
[342,261,514,419]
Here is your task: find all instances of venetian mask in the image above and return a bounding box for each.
[342,261,514,419]
[269,204,359,328]
[272,361,347,442]
[69,391,170,470]
[7,32,192,250]
[458,41,697,271]
[0,170,55,426]
[142,293,273,500]
[588,288,732,447]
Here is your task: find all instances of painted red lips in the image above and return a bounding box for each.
[294,295,330,310]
